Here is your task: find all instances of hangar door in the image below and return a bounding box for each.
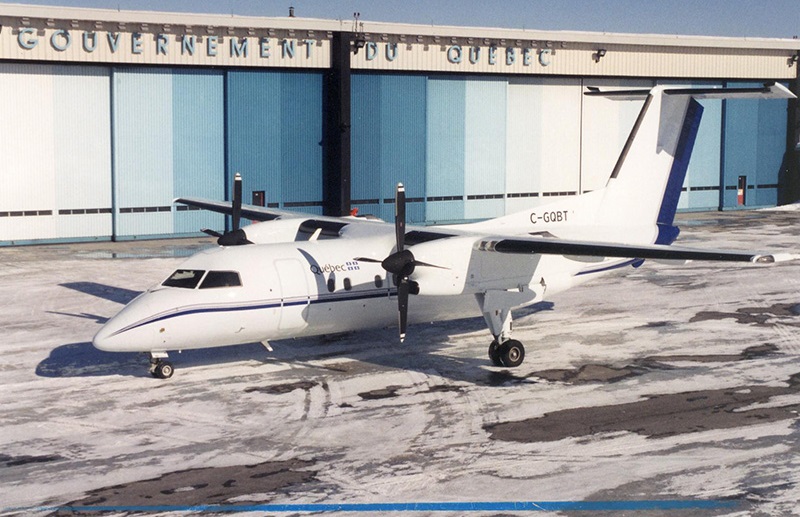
[0,63,111,244]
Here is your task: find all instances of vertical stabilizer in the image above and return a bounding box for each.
[589,83,794,244]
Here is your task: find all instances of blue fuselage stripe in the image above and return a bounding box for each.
[111,289,396,336]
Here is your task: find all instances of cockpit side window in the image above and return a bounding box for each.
[199,271,242,289]
[162,269,205,289]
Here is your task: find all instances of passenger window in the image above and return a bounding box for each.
[374,275,383,288]
[162,269,205,289]
[343,278,352,291]
[327,278,335,292]
[199,271,242,289]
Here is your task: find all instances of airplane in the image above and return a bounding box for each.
[93,83,795,379]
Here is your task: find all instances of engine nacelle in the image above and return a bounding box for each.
[408,237,475,296]
[238,219,307,244]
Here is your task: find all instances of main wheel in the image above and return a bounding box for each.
[488,340,504,367]
[499,340,525,368]
[153,361,174,379]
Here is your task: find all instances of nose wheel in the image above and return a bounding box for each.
[149,354,174,379]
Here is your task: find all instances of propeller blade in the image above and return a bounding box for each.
[395,183,406,254]
[232,172,243,232]
[201,228,224,238]
[397,279,409,343]
[353,257,383,263]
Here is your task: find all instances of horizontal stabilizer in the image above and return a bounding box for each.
[585,82,795,101]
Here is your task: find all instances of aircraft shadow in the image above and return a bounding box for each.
[261,301,556,385]
[36,302,555,383]
[60,282,142,305]
[35,342,270,379]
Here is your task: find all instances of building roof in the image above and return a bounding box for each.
[2,2,799,52]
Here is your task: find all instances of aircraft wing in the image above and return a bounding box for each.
[175,197,303,222]
[475,235,776,263]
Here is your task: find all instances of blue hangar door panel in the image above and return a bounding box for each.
[226,70,323,218]
[172,70,225,235]
[722,81,788,209]
[112,68,175,239]
[351,74,427,224]
[114,68,226,239]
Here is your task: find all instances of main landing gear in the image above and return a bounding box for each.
[149,353,174,379]
[477,293,527,368]
[488,339,526,368]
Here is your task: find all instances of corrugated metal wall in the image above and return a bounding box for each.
[113,68,226,239]
[227,70,324,218]
[723,81,788,209]
[0,65,791,244]
[112,68,175,238]
[353,74,584,224]
[350,75,789,225]
[351,74,427,223]
[0,63,111,244]
[172,70,225,235]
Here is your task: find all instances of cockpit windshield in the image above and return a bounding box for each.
[162,269,205,289]
[162,269,242,289]
[199,271,242,289]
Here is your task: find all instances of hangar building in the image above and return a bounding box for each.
[1,4,798,244]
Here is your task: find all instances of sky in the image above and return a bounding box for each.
[4,0,800,40]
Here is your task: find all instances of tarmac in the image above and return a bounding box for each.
[1,208,800,516]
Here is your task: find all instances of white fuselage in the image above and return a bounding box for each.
[92,228,630,355]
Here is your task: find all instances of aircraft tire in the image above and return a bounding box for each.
[499,340,525,368]
[488,340,504,367]
[153,361,174,379]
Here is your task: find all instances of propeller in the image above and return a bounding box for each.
[380,183,420,342]
[201,173,252,246]
[355,184,445,341]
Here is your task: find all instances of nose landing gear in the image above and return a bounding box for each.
[149,353,174,379]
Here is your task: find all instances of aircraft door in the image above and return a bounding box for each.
[275,259,310,332]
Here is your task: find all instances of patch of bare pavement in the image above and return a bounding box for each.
[49,459,317,514]
[486,371,800,443]
[3,209,800,516]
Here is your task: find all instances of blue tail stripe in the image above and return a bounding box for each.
[656,98,703,244]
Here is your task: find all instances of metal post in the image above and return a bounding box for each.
[323,31,352,216]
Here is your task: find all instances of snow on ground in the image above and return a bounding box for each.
[1,210,800,517]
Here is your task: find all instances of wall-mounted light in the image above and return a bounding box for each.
[790,53,799,66]
[594,48,607,62]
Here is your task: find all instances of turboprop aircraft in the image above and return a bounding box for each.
[93,83,795,378]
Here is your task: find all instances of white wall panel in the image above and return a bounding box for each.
[504,78,583,215]
[505,78,542,214]
[53,66,112,239]
[536,79,582,197]
[0,63,57,242]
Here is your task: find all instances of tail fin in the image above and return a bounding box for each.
[592,83,794,244]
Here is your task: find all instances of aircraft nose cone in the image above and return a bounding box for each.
[92,320,120,352]
[92,295,155,352]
